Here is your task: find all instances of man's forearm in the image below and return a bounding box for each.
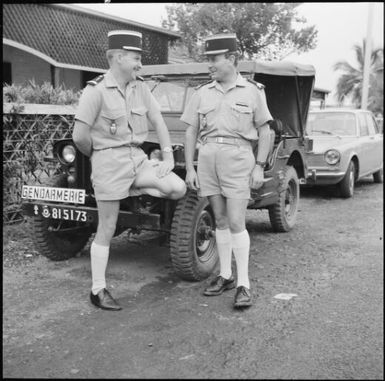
[185,125,198,172]
[151,116,175,161]
[256,124,271,162]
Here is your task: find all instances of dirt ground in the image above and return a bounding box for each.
[3,178,383,379]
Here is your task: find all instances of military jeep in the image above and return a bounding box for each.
[21,60,315,281]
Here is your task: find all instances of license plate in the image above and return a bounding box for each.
[22,185,85,204]
[33,204,88,222]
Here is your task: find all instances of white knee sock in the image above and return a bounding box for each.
[216,228,232,279]
[231,230,250,289]
[91,241,110,295]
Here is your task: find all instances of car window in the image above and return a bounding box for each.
[146,81,187,112]
[365,113,378,135]
[306,112,356,136]
[358,113,369,136]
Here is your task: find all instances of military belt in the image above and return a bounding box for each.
[202,136,251,147]
[93,142,141,151]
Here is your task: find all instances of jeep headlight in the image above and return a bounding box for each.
[62,145,76,163]
[324,149,340,165]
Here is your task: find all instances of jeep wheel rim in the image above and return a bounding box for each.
[195,210,215,260]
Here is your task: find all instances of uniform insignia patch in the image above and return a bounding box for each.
[86,75,104,86]
[247,78,265,90]
[195,80,214,90]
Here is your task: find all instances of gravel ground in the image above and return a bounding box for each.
[3,178,383,379]
[3,219,41,268]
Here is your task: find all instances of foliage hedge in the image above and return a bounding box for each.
[3,80,81,105]
[3,81,79,224]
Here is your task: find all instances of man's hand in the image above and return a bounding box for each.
[155,159,174,178]
[250,165,264,189]
[185,169,200,190]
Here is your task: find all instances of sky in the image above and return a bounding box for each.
[77,2,384,105]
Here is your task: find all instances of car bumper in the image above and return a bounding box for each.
[306,168,346,185]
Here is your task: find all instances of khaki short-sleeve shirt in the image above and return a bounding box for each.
[75,70,161,150]
[181,74,273,141]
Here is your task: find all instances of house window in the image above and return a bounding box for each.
[3,62,12,85]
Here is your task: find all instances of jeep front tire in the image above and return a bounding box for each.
[170,190,218,281]
[33,175,93,260]
[268,165,299,232]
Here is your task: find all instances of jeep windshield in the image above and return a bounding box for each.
[145,80,189,113]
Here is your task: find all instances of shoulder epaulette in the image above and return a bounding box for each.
[136,75,144,82]
[87,75,104,86]
[195,80,214,90]
[247,78,265,90]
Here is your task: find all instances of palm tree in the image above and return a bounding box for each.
[333,39,383,114]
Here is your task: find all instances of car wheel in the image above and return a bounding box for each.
[32,175,93,260]
[170,190,218,281]
[268,165,299,232]
[338,161,355,198]
[373,168,383,183]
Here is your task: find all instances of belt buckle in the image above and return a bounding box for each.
[217,137,224,143]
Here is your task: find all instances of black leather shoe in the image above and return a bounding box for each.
[234,286,252,308]
[90,289,122,311]
[203,275,235,296]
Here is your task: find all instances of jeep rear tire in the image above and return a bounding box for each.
[170,190,218,281]
[339,160,355,198]
[33,175,93,260]
[268,165,299,232]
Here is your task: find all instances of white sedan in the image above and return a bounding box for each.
[305,109,383,197]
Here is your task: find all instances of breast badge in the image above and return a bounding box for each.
[202,116,207,129]
[110,121,117,135]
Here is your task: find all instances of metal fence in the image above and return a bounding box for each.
[3,103,76,224]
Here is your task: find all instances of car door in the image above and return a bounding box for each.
[357,112,372,176]
[365,113,383,172]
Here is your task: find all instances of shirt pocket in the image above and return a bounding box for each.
[197,104,216,131]
[230,104,253,132]
[100,109,127,136]
[131,106,148,134]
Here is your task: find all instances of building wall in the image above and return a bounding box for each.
[61,68,82,90]
[3,45,85,89]
[3,45,51,85]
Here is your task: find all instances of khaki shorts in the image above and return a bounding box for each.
[90,146,154,201]
[197,142,255,199]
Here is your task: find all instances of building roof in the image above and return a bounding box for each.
[3,3,180,72]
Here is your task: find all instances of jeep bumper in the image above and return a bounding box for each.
[22,202,162,231]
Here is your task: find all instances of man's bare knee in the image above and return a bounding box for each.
[214,214,228,229]
[228,219,245,233]
[169,180,187,200]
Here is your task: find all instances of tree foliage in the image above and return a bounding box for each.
[333,40,383,115]
[162,3,317,61]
